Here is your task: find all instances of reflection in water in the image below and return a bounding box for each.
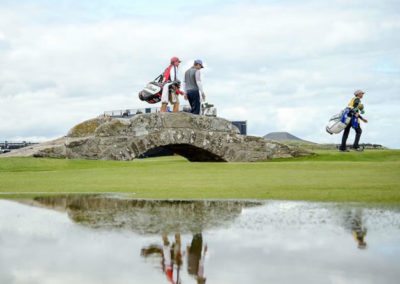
[24,195,261,234]
[2,196,400,284]
[21,195,256,283]
[344,209,368,249]
[142,233,207,284]
[187,234,207,284]
[141,233,184,284]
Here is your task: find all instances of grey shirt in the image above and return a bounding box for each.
[184,67,201,92]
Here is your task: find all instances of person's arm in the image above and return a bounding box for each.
[352,98,368,122]
[356,113,368,123]
[182,72,188,99]
[359,115,368,123]
[195,70,206,101]
[183,74,187,92]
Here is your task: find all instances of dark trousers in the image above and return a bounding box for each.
[187,89,201,115]
[340,121,362,150]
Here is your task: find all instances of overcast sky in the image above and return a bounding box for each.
[0,0,399,148]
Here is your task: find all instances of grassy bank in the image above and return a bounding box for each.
[0,150,399,203]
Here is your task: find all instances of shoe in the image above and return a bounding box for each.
[353,147,364,152]
[339,149,350,152]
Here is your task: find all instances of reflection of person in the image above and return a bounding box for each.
[187,233,207,283]
[344,209,367,249]
[339,90,368,152]
[141,233,182,284]
[197,245,207,284]
[162,234,174,282]
[184,60,206,115]
[351,215,367,249]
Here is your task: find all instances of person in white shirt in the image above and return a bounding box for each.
[160,57,185,113]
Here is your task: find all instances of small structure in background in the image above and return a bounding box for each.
[231,121,247,135]
[0,147,10,154]
[0,141,38,154]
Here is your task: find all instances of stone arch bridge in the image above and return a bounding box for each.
[5,113,309,162]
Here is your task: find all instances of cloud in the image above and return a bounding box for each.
[0,0,399,147]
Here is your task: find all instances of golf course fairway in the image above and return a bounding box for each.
[0,150,399,203]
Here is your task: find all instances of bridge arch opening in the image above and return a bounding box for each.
[140,144,227,162]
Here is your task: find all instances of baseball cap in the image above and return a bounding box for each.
[354,89,365,96]
[170,57,181,63]
[194,59,204,68]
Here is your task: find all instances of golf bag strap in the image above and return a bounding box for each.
[154,74,163,83]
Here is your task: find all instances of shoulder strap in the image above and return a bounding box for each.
[154,74,163,83]
[173,66,177,81]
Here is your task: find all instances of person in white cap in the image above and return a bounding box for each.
[184,59,206,115]
[160,57,185,113]
[339,90,368,152]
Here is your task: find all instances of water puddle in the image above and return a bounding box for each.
[1,195,400,284]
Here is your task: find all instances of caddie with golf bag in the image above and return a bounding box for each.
[138,57,185,112]
[326,90,368,152]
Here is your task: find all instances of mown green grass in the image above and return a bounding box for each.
[0,150,399,203]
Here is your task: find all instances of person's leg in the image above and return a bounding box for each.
[173,102,180,112]
[191,90,201,115]
[172,93,180,112]
[340,123,352,151]
[353,126,362,149]
[160,83,171,112]
[187,90,196,113]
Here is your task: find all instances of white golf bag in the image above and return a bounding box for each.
[326,109,351,135]
[201,102,217,117]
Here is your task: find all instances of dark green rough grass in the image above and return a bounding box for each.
[0,150,399,203]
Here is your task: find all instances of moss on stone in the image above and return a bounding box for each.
[68,118,102,137]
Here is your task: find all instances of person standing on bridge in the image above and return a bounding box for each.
[184,59,206,115]
[160,57,185,113]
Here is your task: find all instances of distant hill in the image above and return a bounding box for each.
[263,132,315,144]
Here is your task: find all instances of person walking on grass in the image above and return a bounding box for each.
[184,59,206,115]
[339,90,368,152]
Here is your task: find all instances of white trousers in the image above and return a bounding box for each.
[161,82,179,104]
[161,83,173,103]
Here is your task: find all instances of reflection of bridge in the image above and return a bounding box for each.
[21,195,262,234]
